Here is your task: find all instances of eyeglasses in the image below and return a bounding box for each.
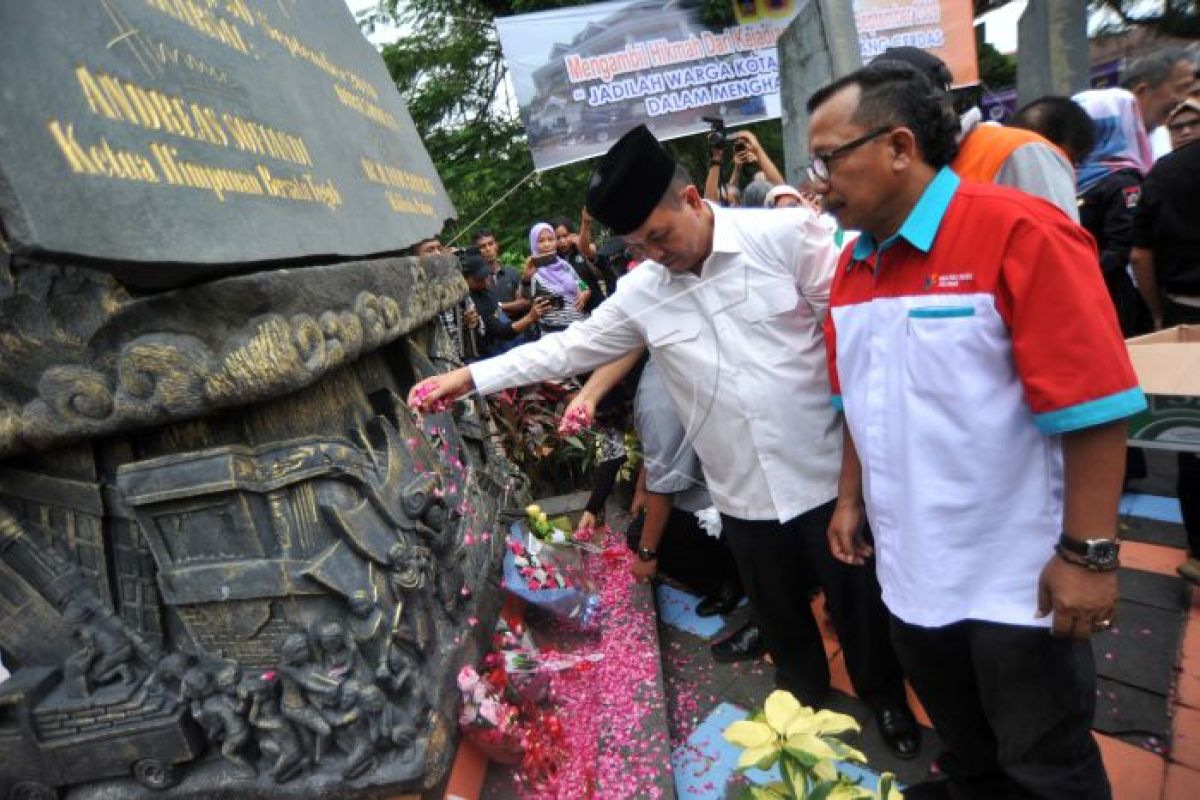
[806,126,894,184]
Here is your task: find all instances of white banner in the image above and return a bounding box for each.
[496,0,804,170]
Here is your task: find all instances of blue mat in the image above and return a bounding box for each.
[655,584,727,639]
[1120,493,1183,525]
[671,702,890,798]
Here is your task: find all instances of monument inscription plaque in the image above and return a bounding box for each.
[0,0,454,287]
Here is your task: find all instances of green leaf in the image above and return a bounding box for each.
[781,754,810,798]
[785,709,859,738]
[827,784,875,800]
[806,782,837,800]
[812,760,839,782]
[784,744,822,769]
[783,732,838,762]
[748,785,789,800]
[878,774,903,800]
[737,742,782,772]
[724,719,776,749]
[824,737,868,764]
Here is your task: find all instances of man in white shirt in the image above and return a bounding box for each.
[409,125,920,757]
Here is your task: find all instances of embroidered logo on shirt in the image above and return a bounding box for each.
[1122,185,1140,209]
[923,272,976,291]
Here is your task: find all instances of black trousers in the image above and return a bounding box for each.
[626,507,741,600]
[721,500,905,709]
[585,456,624,516]
[1164,299,1200,559]
[890,616,1110,800]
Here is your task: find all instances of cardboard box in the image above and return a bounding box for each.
[1125,325,1200,452]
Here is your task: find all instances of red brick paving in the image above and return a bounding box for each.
[1099,732,1168,799]
[1163,763,1200,800]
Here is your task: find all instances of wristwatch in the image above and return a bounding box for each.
[1055,535,1120,572]
[636,546,658,562]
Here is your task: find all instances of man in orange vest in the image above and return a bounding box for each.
[873,47,1079,222]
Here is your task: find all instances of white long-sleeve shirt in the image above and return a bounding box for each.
[470,203,842,521]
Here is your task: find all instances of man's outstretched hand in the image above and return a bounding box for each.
[558,393,596,437]
[407,367,475,412]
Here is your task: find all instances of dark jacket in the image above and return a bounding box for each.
[1080,168,1151,336]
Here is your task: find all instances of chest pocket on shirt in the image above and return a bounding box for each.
[645,314,702,348]
[736,281,799,323]
[904,304,992,399]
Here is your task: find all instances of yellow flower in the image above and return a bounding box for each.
[723,690,810,771]
[525,504,542,517]
[764,689,805,733]
[724,690,877,785]
[724,718,781,770]
[786,708,860,738]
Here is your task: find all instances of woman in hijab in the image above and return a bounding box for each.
[1074,87,1155,485]
[527,221,589,332]
[1073,87,1155,337]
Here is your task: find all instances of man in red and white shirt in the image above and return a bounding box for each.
[808,61,1146,799]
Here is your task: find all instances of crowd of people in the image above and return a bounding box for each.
[407,44,1199,799]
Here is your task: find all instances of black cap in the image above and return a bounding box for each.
[586,125,676,235]
[873,46,953,91]
[460,252,490,281]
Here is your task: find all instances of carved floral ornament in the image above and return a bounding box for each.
[0,259,467,458]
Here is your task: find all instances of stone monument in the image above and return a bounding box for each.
[777,0,863,188]
[0,2,520,797]
[1016,0,1091,106]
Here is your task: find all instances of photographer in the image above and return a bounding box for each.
[703,119,785,205]
[551,213,609,312]
[461,250,550,360]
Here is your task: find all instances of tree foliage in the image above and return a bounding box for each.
[975,0,1200,39]
[1091,0,1199,39]
[366,0,786,257]
[976,41,1016,89]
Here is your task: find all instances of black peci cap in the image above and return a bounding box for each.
[585,125,677,235]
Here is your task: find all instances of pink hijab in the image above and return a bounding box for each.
[1073,88,1154,195]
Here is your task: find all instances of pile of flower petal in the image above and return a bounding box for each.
[516,528,671,799]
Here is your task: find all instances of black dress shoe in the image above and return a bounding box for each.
[874,703,921,760]
[696,584,742,618]
[710,623,764,663]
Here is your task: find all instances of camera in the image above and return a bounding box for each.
[703,115,726,149]
[534,286,565,310]
[455,245,481,267]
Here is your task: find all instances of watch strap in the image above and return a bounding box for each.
[1056,535,1088,556]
